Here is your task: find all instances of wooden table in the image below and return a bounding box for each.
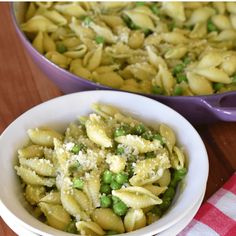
[0,3,235,235]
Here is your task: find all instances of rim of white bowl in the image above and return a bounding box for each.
[0,90,209,236]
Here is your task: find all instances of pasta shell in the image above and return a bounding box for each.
[91,103,120,118]
[90,23,117,43]
[171,146,185,170]
[60,187,90,221]
[198,52,223,68]
[18,144,44,159]
[124,209,146,232]
[42,33,56,52]
[143,184,167,196]
[32,31,44,54]
[112,186,162,208]
[162,2,185,22]
[38,202,71,230]
[54,3,87,17]
[45,51,71,69]
[25,2,36,21]
[21,15,58,32]
[106,154,126,173]
[157,65,175,95]
[40,191,61,205]
[230,14,236,30]
[93,71,124,89]
[76,221,105,236]
[156,169,171,187]
[226,2,236,14]
[73,189,93,214]
[85,45,103,71]
[159,124,176,152]
[92,208,125,233]
[185,7,215,25]
[85,114,112,148]
[124,10,155,30]
[115,135,161,153]
[83,170,101,208]
[25,185,45,205]
[15,166,55,187]
[164,47,187,59]
[161,32,188,44]
[41,10,67,26]
[193,67,231,83]
[211,15,232,30]
[146,46,167,69]
[130,154,171,186]
[213,30,236,42]
[64,45,87,59]
[187,72,213,95]
[19,157,56,177]
[212,2,226,14]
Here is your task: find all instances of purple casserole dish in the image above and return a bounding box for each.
[11,3,236,124]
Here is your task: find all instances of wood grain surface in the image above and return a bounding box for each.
[0,2,235,235]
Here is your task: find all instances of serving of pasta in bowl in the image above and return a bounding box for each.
[0,90,208,235]
[11,2,236,123]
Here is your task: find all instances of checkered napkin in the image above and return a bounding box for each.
[178,172,236,236]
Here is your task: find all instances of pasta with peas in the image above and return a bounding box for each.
[21,2,236,96]
[15,103,187,235]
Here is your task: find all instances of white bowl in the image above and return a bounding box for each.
[0,90,209,236]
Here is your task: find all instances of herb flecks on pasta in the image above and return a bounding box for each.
[22,2,236,96]
[15,103,187,235]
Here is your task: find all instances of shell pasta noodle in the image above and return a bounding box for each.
[15,103,188,235]
[21,2,236,96]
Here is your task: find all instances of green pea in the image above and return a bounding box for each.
[71,143,86,154]
[100,195,112,208]
[173,86,183,96]
[112,196,121,204]
[142,131,153,140]
[132,124,146,135]
[159,198,172,212]
[183,57,191,65]
[100,184,111,194]
[150,5,160,15]
[151,205,162,217]
[170,168,187,188]
[110,181,122,190]
[56,43,67,54]
[72,178,84,190]
[213,82,224,91]
[115,173,128,184]
[102,170,113,184]
[69,161,80,172]
[163,187,175,201]
[83,16,92,26]
[152,85,163,95]
[113,201,128,216]
[176,74,188,83]
[173,64,184,75]
[114,125,130,137]
[65,221,77,233]
[95,35,105,44]
[116,146,125,155]
[207,20,218,32]
[153,133,164,145]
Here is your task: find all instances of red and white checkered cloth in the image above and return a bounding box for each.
[179,172,236,236]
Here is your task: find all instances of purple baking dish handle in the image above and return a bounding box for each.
[202,93,236,121]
